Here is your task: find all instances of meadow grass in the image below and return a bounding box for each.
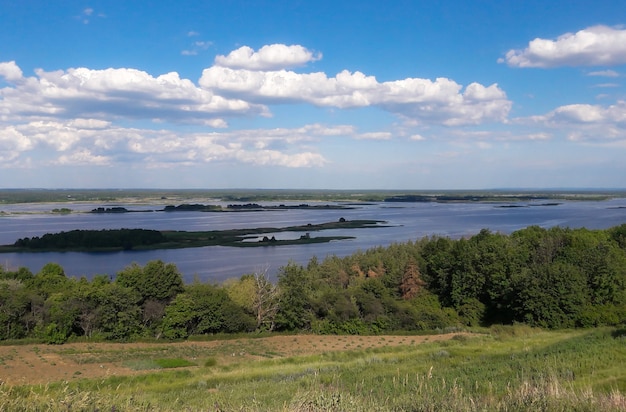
[1,326,625,411]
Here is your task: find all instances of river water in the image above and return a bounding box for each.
[2,198,626,282]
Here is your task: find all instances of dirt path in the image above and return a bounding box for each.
[0,333,463,386]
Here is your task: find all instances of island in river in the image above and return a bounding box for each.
[0,219,386,253]
[88,203,356,214]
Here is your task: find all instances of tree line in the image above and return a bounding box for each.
[1,224,625,342]
[12,229,165,251]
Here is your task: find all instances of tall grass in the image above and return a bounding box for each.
[1,327,625,411]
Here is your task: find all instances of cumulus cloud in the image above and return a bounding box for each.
[0,126,34,152]
[501,25,626,68]
[543,101,626,124]
[214,44,322,70]
[0,62,267,124]
[0,43,518,173]
[525,100,626,142]
[0,61,23,82]
[2,45,511,131]
[200,65,511,125]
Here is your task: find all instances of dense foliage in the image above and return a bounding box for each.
[13,229,165,251]
[1,224,625,342]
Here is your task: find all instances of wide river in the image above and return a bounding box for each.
[2,198,626,282]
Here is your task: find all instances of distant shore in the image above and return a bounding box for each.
[1,188,624,206]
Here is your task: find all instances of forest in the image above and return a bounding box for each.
[1,223,625,343]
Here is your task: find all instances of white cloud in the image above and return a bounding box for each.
[0,62,267,124]
[501,25,626,68]
[299,124,355,136]
[79,7,104,24]
[356,132,392,140]
[548,103,614,123]
[200,66,511,125]
[588,69,620,77]
[214,44,322,70]
[0,126,34,152]
[525,100,626,142]
[0,120,333,169]
[234,150,327,167]
[527,132,551,140]
[56,149,110,166]
[594,83,620,88]
[182,40,212,56]
[2,45,511,131]
[67,118,111,129]
[0,61,23,82]
[0,43,519,173]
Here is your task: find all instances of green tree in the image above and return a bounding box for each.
[420,236,455,305]
[29,263,70,299]
[91,282,142,340]
[162,283,254,339]
[275,262,313,331]
[39,292,78,343]
[224,275,256,315]
[66,276,110,338]
[116,260,184,337]
[0,267,34,283]
[512,262,587,328]
[116,260,184,304]
[0,279,30,340]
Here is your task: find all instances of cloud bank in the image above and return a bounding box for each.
[2,42,624,174]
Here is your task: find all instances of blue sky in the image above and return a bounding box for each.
[1,1,626,189]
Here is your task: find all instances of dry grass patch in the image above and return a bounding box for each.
[0,333,462,386]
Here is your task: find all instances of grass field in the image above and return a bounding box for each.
[1,327,625,411]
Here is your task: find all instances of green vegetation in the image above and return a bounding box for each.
[0,219,383,252]
[7,228,166,251]
[164,202,354,212]
[1,224,625,343]
[1,327,625,410]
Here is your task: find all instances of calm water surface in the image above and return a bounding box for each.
[2,199,626,282]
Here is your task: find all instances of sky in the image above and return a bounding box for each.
[1,1,626,190]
